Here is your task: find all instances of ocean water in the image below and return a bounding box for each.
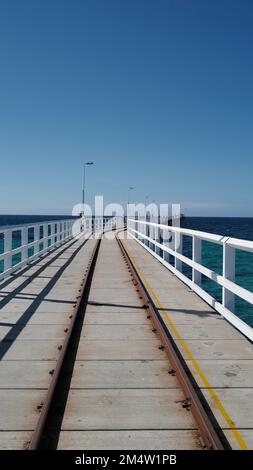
[0,215,253,327]
[180,217,253,327]
[0,214,77,227]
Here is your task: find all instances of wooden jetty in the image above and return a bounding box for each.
[0,225,252,450]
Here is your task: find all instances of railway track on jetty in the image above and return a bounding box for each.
[26,229,225,451]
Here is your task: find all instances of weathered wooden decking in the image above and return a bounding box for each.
[0,235,97,449]
[0,231,252,450]
[55,238,200,450]
[122,237,253,450]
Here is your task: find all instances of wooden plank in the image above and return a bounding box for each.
[0,389,46,430]
[83,312,150,325]
[91,280,133,288]
[3,340,61,361]
[223,429,253,451]
[89,295,139,304]
[186,359,253,388]
[27,312,71,325]
[44,288,81,302]
[0,311,25,324]
[31,301,77,313]
[175,339,253,360]
[58,389,197,430]
[0,325,12,340]
[76,339,166,361]
[0,361,56,388]
[202,388,253,429]
[81,325,156,340]
[168,324,242,340]
[161,310,222,325]
[57,430,201,450]
[4,324,68,340]
[85,305,144,314]
[70,360,175,389]
[0,312,70,325]
[0,300,34,314]
[0,431,33,450]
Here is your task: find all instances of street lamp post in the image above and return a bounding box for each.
[127,186,135,225]
[82,162,94,209]
[128,186,135,205]
[82,161,94,230]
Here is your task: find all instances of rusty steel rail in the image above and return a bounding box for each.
[116,231,225,450]
[28,235,101,450]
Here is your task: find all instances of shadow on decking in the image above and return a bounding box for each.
[0,238,81,307]
[88,300,146,309]
[158,307,221,319]
[0,238,88,360]
[0,293,77,304]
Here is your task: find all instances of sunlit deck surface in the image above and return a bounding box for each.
[0,235,96,449]
[122,237,253,450]
[0,232,252,450]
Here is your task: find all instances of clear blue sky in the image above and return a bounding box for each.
[0,0,252,216]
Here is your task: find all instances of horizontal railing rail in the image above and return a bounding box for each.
[81,215,125,232]
[0,218,82,282]
[127,218,253,342]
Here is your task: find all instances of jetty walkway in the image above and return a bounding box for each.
[0,217,252,450]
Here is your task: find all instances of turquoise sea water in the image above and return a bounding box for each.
[147,217,253,328]
[181,217,253,327]
[1,215,253,328]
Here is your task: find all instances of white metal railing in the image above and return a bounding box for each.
[0,215,125,283]
[0,218,82,282]
[81,216,125,233]
[127,218,253,341]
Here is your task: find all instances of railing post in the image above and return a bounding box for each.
[21,227,28,262]
[48,224,51,248]
[53,223,56,245]
[4,230,12,272]
[155,225,161,255]
[57,223,61,245]
[71,220,76,238]
[43,224,48,251]
[193,236,202,286]
[137,218,140,240]
[146,220,149,248]
[151,223,156,251]
[162,228,170,262]
[133,216,136,239]
[34,225,40,255]
[175,231,182,272]
[140,220,143,242]
[222,243,235,312]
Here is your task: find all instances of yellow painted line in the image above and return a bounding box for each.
[123,241,249,450]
